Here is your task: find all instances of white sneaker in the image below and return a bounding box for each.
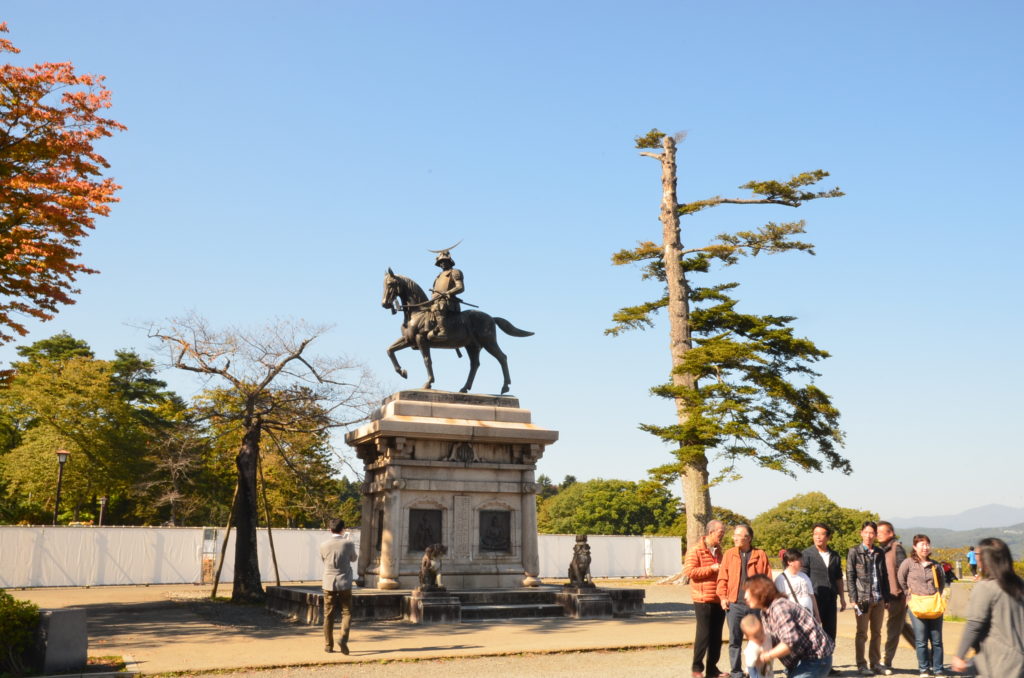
[878,666,893,676]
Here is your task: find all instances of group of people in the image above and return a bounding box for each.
[684,519,1024,678]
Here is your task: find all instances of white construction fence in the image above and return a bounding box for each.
[0,526,682,588]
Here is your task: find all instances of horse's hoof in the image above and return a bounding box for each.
[459,388,469,394]
[399,370,407,379]
[501,385,510,395]
[422,383,432,390]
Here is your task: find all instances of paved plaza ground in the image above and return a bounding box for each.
[14,581,967,677]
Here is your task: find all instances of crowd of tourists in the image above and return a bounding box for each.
[684,520,1024,678]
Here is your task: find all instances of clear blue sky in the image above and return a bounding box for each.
[3,2,1022,522]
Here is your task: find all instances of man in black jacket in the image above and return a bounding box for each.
[847,520,886,676]
[802,522,846,676]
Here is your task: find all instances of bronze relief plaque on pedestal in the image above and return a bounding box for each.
[479,510,511,552]
[409,509,442,553]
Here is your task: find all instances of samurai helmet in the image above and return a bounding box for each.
[429,239,462,267]
[434,250,455,268]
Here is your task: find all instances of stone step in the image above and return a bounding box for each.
[460,603,565,621]
[452,589,559,606]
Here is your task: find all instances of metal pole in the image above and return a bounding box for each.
[211,481,239,599]
[53,460,66,526]
[257,448,281,587]
[98,496,108,526]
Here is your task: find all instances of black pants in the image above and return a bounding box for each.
[692,601,726,675]
[725,601,751,677]
[817,590,837,641]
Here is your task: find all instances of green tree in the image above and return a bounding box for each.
[336,476,362,528]
[11,331,93,368]
[135,405,219,526]
[0,334,188,525]
[535,474,557,500]
[537,478,680,535]
[751,492,877,556]
[0,356,152,521]
[608,129,848,549]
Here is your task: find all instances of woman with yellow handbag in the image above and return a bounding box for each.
[897,534,946,677]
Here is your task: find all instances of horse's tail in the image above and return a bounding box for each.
[493,317,534,338]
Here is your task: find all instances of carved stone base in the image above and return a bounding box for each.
[555,589,613,619]
[348,390,558,591]
[607,588,646,617]
[405,590,462,624]
[267,585,644,625]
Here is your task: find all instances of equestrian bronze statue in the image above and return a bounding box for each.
[381,247,533,395]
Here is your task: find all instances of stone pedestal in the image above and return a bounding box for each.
[345,390,558,590]
[28,609,87,674]
[405,590,462,624]
[556,587,613,619]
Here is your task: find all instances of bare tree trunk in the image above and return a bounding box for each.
[658,135,713,551]
[231,418,265,603]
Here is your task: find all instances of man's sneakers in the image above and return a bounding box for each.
[877,665,894,676]
[858,668,874,676]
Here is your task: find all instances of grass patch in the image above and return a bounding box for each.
[84,655,126,672]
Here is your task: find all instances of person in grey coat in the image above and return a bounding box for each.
[321,517,358,654]
[951,538,1024,677]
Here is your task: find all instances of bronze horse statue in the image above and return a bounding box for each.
[381,269,533,394]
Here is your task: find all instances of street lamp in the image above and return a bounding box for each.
[98,495,109,526]
[53,450,71,526]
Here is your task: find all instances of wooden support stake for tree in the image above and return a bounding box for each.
[258,448,281,587]
[211,481,239,599]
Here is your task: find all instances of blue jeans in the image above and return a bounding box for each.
[787,654,833,678]
[725,601,751,676]
[909,609,944,672]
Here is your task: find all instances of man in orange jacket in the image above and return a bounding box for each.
[684,519,726,678]
[717,524,771,678]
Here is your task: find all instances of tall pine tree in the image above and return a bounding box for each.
[608,130,849,550]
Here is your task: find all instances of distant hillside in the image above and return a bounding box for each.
[891,504,1024,531]
[898,521,1024,557]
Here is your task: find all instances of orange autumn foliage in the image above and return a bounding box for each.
[0,22,125,342]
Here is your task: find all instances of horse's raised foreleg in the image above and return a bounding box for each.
[386,337,409,379]
[460,346,482,393]
[482,339,511,395]
[420,344,435,390]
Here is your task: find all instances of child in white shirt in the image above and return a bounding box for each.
[741,613,774,678]
[775,547,821,621]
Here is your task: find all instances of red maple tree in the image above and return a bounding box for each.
[0,23,125,342]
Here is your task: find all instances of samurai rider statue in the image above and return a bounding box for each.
[426,247,464,342]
